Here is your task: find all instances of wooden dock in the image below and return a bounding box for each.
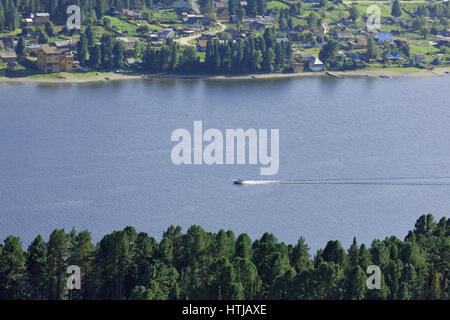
[325,71,343,78]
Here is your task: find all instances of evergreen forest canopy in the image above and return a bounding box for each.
[0,214,449,300]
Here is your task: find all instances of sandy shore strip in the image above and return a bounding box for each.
[0,68,448,84]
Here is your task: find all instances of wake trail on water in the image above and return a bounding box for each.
[239,176,450,186]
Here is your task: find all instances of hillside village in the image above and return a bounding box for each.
[0,0,449,77]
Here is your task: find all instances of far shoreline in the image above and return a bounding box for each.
[0,68,449,84]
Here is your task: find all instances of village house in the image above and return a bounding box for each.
[249,21,266,32]
[255,15,275,25]
[157,28,175,39]
[0,49,18,71]
[142,32,160,42]
[308,57,324,72]
[54,40,78,53]
[296,52,315,63]
[347,37,368,49]
[384,52,403,64]
[213,1,226,9]
[24,18,34,26]
[184,14,204,25]
[374,33,393,43]
[414,54,425,64]
[200,34,216,40]
[121,9,143,19]
[291,51,305,73]
[33,13,50,26]
[335,30,354,42]
[291,60,304,73]
[36,45,74,73]
[345,52,365,68]
[182,28,196,37]
[116,37,140,54]
[317,23,329,35]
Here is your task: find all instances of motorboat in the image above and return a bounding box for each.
[233,179,244,184]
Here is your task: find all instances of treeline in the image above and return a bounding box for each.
[0,214,448,300]
[0,0,19,31]
[144,28,292,74]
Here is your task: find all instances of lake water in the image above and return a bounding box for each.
[1,75,450,252]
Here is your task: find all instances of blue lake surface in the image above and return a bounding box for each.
[1,75,450,252]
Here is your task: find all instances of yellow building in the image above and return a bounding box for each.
[36,45,73,73]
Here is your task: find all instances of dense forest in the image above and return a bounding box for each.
[143,29,292,74]
[0,214,448,300]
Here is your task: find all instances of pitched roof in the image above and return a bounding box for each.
[54,40,69,47]
[311,58,323,65]
[336,31,354,39]
[0,49,17,59]
[40,45,62,55]
[213,1,225,8]
[197,39,208,47]
[349,38,367,46]
[375,33,393,40]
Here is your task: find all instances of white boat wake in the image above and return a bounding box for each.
[235,176,450,186]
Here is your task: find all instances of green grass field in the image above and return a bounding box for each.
[104,16,139,35]
[266,1,289,10]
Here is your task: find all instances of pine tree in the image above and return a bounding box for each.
[68,230,94,300]
[0,236,26,299]
[290,237,311,273]
[391,0,402,17]
[85,25,94,48]
[0,1,5,32]
[347,237,359,268]
[15,36,26,57]
[89,45,102,68]
[44,21,54,37]
[46,229,69,300]
[367,35,377,59]
[235,234,252,260]
[26,235,47,299]
[77,33,89,64]
[344,265,366,299]
[95,231,131,299]
[38,29,49,44]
